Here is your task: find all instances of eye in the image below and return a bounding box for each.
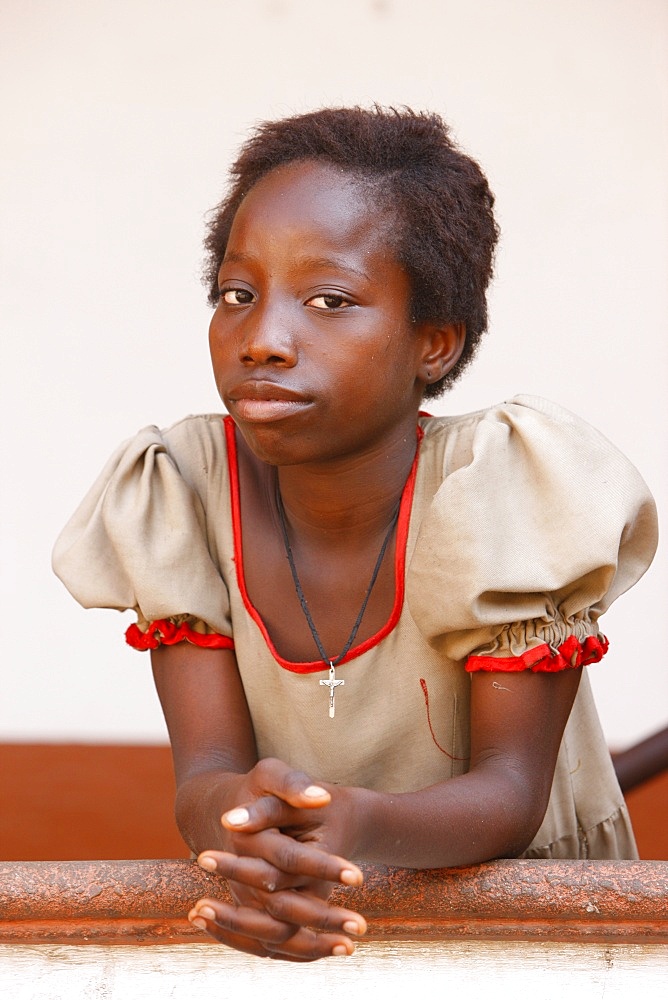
[306,293,353,311]
[220,287,255,305]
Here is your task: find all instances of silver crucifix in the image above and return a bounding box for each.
[320,662,345,719]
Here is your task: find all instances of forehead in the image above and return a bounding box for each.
[226,160,397,260]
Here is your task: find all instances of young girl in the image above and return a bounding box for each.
[53,107,658,962]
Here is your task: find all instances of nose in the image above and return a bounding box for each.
[238,299,297,368]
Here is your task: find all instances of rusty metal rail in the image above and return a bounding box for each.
[1,859,666,945]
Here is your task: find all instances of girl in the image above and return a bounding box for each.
[53,107,658,962]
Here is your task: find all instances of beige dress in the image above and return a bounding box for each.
[53,396,658,859]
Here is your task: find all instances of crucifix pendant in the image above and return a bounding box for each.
[320,662,345,719]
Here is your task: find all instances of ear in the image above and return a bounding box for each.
[416,322,466,386]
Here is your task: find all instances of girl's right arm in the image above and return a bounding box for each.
[150,643,366,960]
[151,642,257,850]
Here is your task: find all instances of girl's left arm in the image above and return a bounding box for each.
[352,666,582,866]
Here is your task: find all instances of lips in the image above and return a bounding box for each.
[227,380,313,423]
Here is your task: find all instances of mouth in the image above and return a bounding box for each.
[226,380,313,423]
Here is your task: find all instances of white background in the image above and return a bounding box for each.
[1,0,666,748]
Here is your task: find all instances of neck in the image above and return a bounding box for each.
[274,419,420,540]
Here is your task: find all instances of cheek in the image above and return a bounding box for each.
[208,314,229,362]
[208,314,218,353]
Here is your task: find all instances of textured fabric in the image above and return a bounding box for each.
[53,396,658,859]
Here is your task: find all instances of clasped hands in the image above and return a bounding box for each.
[188,759,368,961]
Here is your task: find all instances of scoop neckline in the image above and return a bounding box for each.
[223,415,423,674]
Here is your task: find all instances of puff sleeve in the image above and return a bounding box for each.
[52,420,234,651]
[407,396,658,671]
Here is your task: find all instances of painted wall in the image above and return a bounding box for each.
[1,0,666,746]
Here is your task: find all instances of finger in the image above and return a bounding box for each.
[251,759,333,809]
[230,873,338,904]
[190,897,298,946]
[188,909,287,961]
[199,840,364,887]
[190,918,353,963]
[192,893,365,940]
[198,851,304,893]
[189,899,357,960]
[221,793,330,836]
[221,794,304,834]
[194,926,311,962]
[230,874,334,906]
[262,890,367,937]
[204,879,366,939]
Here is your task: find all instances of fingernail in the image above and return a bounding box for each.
[197,905,216,920]
[332,943,352,956]
[342,920,360,935]
[198,855,217,871]
[224,807,250,827]
[303,785,328,798]
[340,868,363,886]
[190,917,207,930]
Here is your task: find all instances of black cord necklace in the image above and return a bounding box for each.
[275,485,401,719]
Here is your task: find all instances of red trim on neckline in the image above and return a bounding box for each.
[224,415,422,675]
[466,634,609,673]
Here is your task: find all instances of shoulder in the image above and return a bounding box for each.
[418,394,649,493]
[133,413,231,494]
[99,413,229,470]
[419,393,613,445]
[407,396,657,658]
[53,414,235,617]
[54,412,233,563]
[158,412,229,460]
[415,395,656,553]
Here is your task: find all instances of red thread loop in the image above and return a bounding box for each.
[419,678,470,761]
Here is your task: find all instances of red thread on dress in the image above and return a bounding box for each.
[465,634,609,673]
[125,620,235,652]
[419,678,469,761]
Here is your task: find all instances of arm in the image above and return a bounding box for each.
[209,665,582,869]
[150,642,258,852]
[153,642,579,956]
[350,665,582,866]
[151,642,366,960]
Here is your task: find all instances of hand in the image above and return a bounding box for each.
[188,758,367,960]
[188,884,367,961]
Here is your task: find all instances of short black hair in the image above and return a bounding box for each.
[203,106,499,396]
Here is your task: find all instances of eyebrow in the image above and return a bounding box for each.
[222,250,371,283]
[298,255,371,283]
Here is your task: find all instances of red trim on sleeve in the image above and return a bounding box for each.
[224,415,422,675]
[465,633,609,673]
[125,620,235,652]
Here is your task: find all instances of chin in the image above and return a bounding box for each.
[235,422,314,466]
